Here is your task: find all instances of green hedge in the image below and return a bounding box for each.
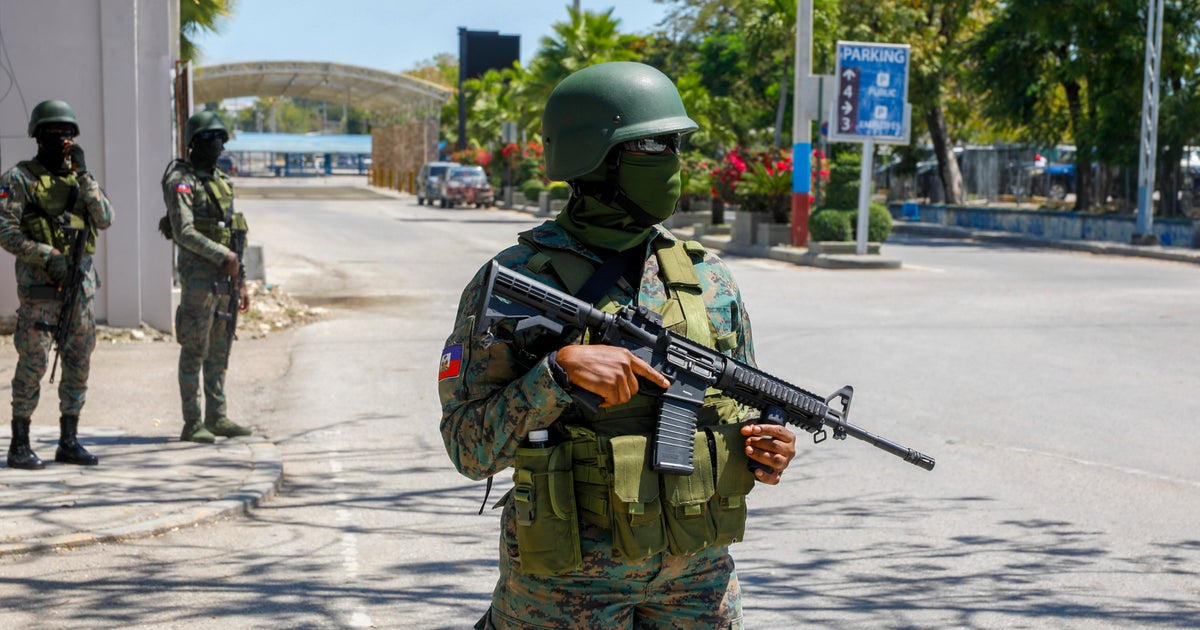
[808,202,893,242]
[808,209,852,242]
[548,181,571,200]
[521,179,547,203]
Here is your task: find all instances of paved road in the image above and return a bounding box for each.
[2,183,1197,628]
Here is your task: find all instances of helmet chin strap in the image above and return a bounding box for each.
[569,149,663,228]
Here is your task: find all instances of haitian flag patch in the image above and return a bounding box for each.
[175,182,192,193]
[0,186,9,199]
[439,344,463,380]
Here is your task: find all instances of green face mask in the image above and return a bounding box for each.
[617,152,682,226]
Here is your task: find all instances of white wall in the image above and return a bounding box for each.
[0,0,177,330]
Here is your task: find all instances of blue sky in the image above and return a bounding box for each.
[192,0,671,74]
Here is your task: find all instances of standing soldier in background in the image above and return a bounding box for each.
[0,99,113,470]
[160,111,251,444]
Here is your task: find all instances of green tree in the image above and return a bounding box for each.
[519,7,644,136]
[461,64,525,150]
[180,0,237,63]
[966,0,1200,213]
[841,1,997,207]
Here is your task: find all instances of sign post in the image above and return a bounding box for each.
[829,41,911,255]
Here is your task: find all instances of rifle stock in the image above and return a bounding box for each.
[477,261,935,474]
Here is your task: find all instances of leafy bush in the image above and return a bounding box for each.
[856,202,894,242]
[808,209,852,242]
[547,181,571,200]
[824,149,862,210]
[680,151,713,199]
[808,203,893,242]
[521,179,546,203]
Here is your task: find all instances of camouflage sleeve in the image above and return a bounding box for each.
[438,260,575,481]
[0,169,53,265]
[697,249,756,368]
[77,172,113,230]
[165,172,230,266]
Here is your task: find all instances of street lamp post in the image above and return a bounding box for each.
[1134,0,1165,245]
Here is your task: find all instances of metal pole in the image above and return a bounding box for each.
[790,0,813,247]
[1134,0,1164,244]
[856,139,874,255]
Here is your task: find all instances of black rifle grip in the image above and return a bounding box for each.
[747,406,787,475]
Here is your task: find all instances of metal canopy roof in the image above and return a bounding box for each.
[193,61,452,119]
[224,132,371,154]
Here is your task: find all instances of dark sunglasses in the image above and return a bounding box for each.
[196,130,228,142]
[622,133,681,155]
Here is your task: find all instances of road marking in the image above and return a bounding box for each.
[900,263,946,273]
[330,460,373,628]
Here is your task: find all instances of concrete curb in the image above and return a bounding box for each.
[0,439,283,557]
[681,231,903,270]
[893,222,1200,266]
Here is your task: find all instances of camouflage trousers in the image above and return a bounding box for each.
[175,276,234,424]
[11,294,96,419]
[477,501,744,629]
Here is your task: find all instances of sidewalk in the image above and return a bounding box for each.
[0,328,289,558]
[667,221,1200,269]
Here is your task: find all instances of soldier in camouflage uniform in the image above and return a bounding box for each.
[439,63,798,629]
[161,112,251,443]
[1,100,113,469]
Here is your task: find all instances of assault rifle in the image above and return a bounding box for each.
[214,221,247,349]
[476,261,935,474]
[35,223,88,384]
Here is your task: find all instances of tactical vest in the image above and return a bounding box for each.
[16,160,96,255]
[161,161,246,246]
[509,234,757,575]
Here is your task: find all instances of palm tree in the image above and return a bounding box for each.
[180,0,237,63]
[462,65,525,149]
[519,6,644,137]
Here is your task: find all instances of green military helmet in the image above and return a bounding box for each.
[184,111,229,146]
[542,61,698,182]
[27,100,80,137]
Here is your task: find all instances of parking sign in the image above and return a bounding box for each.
[830,41,910,144]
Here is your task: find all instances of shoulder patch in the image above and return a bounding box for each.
[439,344,463,380]
[175,182,192,194]
[0,186,8,199]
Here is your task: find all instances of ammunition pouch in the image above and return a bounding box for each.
[511,439,581,575]
[192,212,247,249]
[27,284,62,301]
[564,421,756,563]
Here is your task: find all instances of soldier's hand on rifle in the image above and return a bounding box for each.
[239,282,250,313]
[46,250,68,283]
[556,344,671,408]
[740,422,797,485]
[221,250,240,277]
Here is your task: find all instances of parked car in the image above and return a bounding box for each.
[439,165,495,208]
[217,153,238,175]
[416,161,460,206]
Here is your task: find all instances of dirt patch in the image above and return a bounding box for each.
[0,280,323,344]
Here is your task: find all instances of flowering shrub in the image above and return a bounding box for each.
[451,147,492,167]
[679,152,713,200]
[501,141,546,184]
[710,149,749,204]
[735,149,794,223]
